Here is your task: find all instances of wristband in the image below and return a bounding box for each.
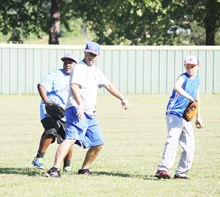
[121,97,126,101]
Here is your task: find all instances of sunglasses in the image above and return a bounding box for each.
[86,52,97,57]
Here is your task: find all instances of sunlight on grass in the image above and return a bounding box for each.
[0,94,220,196]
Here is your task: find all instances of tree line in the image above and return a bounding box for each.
[1,0,220,45]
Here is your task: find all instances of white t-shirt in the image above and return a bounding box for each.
[66,60,111,115]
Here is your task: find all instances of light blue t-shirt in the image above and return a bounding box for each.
[39,69,70,120]
[166,72,200,118]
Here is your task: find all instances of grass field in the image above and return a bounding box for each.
[0,94,219,197]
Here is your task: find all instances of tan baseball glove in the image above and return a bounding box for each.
[183,100,198,121]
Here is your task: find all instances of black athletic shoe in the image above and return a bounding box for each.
[174,174,188,179]
[45,167,61,178]
[78,169,92,176]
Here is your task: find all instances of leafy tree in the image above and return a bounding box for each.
[0,0,74,44]
[161,0,220,45]
[71,0,169,45]
[72,0,220,45]
[0,0,49,43]
[0,0,220,45]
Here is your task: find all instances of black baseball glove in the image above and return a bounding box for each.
[45,101,65,122]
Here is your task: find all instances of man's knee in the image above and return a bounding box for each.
[97,144,104,150]
[92,144,104,151]
[64,138,77,146]
[41,134,56,143]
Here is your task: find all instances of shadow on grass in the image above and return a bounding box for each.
[0,167,44,176]
[95,171,158,180]
[0,168,160,180]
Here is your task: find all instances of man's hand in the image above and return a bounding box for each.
[121,98,130,110]
[76,105,84,119]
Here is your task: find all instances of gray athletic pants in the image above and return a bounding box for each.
[158,114,195,177]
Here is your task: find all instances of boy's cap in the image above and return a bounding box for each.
[84,42,100,55]
[184,55,200,65]
[61,53,78,63]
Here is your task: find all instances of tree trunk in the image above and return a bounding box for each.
[205,23,215,45]
[49,0,60,44]
[205,1,216,45]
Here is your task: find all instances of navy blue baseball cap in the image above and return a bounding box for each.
[84,42,100,55]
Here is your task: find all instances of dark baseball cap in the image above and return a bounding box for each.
[61,53,78,63]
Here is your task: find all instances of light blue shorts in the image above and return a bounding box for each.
[65,106,104,148]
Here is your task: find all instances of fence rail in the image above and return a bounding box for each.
[0,44,220,94]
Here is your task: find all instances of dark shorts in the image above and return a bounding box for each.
[41,117,66,144]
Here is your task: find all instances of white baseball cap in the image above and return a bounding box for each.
[61,53,78,63]
[184,55,200,66]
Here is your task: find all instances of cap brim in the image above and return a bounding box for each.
[184,62,198,66]
[61,57,77,62]
[84,49,99,55]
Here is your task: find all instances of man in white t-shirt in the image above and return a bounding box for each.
[45,42,130,178]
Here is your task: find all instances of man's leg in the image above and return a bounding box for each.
[78,115,104,175]
[45,107,82,177]
[53,139,76,169]
[81,145,103,169]
[65,145,73,161]
[63,145,74,172]
[39,135,54,153]
[57,121,74,171]
[78,144,103,175]
[45,139,76,178]
[33,117,59,169]
[32,135,54,169]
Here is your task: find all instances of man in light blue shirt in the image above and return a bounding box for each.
[32,53,78,173]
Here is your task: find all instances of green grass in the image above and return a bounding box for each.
[0,94,220,197]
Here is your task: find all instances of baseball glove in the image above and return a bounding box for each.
[183,100,198,121]
[45,101,65,122]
